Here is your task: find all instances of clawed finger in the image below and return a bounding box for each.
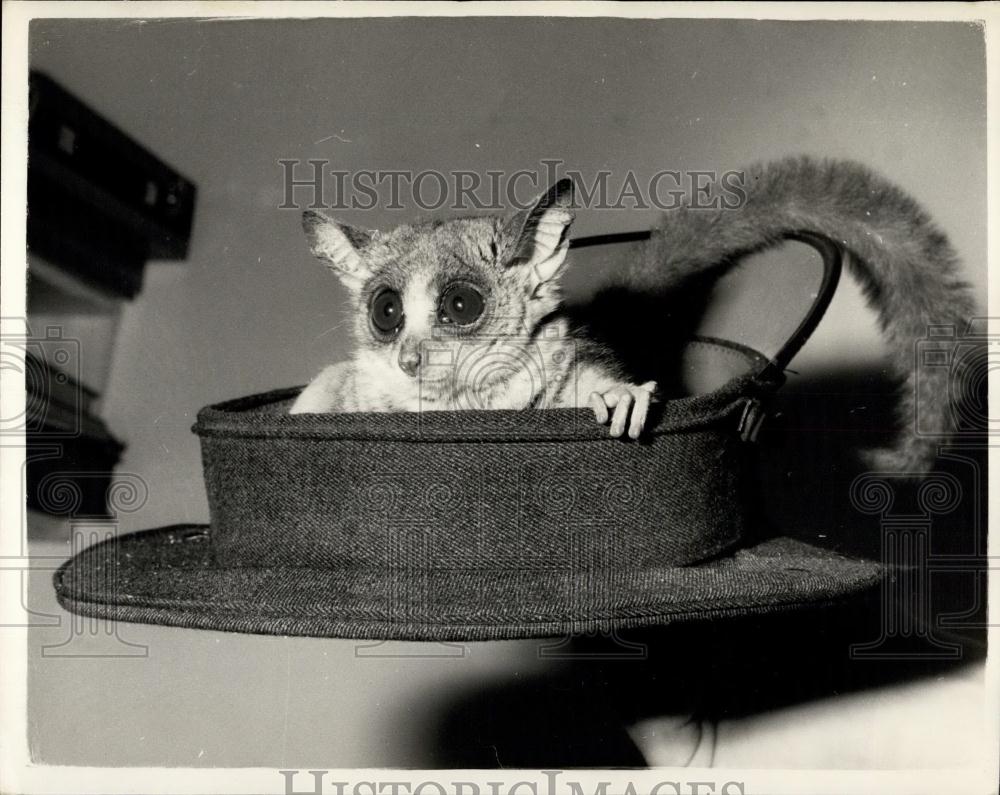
[590,391,609,424]
[628,387,652,439]
[609,392,634,438]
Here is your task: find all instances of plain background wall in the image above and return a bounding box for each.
[29,18,986,533]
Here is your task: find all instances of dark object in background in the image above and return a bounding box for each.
[27,70,196,298]
[25,351,125,518]
[26,71,196,518]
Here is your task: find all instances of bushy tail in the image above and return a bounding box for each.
[638,155,977,474]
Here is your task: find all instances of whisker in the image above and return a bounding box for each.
[315,319,347,339]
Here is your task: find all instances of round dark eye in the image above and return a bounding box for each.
[438,283,485,326]
[371,288,404,334]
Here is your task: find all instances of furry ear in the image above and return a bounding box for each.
[508,178,575,298]
[302,210,374,287]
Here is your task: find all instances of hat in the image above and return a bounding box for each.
[53,232,883,641]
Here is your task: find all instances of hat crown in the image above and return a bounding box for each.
[196,340,778,573]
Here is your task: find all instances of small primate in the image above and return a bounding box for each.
[291,156,975,473]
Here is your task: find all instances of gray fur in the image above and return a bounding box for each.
[637,155,976,473]
[292,185,640,419]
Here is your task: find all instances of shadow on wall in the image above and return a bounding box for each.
[428,597,986,768]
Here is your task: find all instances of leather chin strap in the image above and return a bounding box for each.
[691,231,843,377]
[568,230,844,384]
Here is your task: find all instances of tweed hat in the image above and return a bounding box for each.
[53,232,883,641]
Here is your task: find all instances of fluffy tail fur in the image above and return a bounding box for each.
[638,155,977,474]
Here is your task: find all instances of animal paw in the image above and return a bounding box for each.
[590,381,657,439]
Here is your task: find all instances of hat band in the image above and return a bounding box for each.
[199,400,756,573]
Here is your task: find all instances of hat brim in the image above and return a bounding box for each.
[54,525,882,641]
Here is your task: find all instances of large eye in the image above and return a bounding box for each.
[438,283,485,326]
[370,288,404,334]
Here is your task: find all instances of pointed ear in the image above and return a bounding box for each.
[302,210,374,287]
[508,178,575,297]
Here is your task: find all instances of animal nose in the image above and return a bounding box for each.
[398,347,421,378]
